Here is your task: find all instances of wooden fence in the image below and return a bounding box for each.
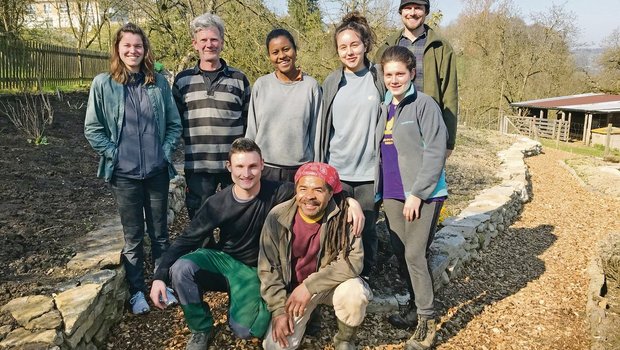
[0,35,109,90]
[500,115,570,142]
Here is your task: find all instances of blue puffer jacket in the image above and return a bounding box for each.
[84,72,182,181]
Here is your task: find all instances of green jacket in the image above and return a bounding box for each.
[84,72,182,181]
[375,25,458,149]
[257,197,363,318]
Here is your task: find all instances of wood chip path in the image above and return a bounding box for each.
[432,148,620,350]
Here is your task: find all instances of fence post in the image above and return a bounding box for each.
[556,120,561,148]
[605,123,613,157]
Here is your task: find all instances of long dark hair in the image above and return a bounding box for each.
[110,23,155,85]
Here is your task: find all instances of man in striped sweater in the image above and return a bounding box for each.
[173,13,251,219]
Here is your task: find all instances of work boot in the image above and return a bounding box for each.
[333,319,358,350]
[404,315,437,350]
[387,299,417,329]
[185,328,215,350]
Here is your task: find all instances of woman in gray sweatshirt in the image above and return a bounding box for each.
[245,29,322,182]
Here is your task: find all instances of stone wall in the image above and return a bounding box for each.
[0,176,186,350]
[371,137,542,311]
[587,231,620,350]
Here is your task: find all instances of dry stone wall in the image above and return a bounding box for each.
[0,176,186,350]
[587,231,620,350]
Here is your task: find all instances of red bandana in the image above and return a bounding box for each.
[294,162,343,194]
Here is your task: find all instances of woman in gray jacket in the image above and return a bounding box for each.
[377,45,448,350]
[84,23,182,315]
[318,12,385,278]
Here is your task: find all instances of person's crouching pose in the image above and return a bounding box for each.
[259,162,372,350]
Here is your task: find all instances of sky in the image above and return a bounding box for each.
[264,0,620,48]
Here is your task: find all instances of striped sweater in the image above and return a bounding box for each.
[173,59,250,173]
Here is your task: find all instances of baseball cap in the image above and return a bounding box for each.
[399,0,430,12]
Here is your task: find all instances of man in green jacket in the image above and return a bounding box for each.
[258,163,372,350]
[375,0,458,156]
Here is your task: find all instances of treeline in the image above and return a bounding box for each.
[3,0,619,126]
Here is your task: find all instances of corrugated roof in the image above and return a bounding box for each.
[511,93,620,113]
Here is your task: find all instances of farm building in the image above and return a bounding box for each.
[508,93,620,145]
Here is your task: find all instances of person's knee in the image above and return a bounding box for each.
[170,258,199,289]
[332,278,373,327]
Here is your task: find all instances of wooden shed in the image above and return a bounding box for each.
[509,93,620,145]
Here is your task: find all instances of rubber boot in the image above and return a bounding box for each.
[333,319,358,350]
[405,315,437,350]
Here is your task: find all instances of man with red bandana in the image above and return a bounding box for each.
[259,162,372,350]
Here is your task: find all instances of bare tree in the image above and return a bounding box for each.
[0,0,32,36]
[593,28,620,93]
[445,0,585,126]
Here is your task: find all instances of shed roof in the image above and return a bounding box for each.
[511,93,620,113]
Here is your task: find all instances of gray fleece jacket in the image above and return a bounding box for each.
[375,86,448,200]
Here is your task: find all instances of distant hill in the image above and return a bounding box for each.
[572,48,604,74]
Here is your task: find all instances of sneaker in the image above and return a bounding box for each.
[160,287,178,307]
[405,316,437,350]
[186,330,214,350]
[129,291,150,315]
[388,299,418,329]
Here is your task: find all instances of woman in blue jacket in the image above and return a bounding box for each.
[84,23,182,315]
[377,46,448,350]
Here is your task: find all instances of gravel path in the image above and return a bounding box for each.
[431,148,620,350]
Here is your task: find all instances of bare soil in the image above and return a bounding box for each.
[1,92,618,349]
[0,92,115,307]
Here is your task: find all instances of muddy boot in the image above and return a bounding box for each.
[387,299,418,329]
[333,319,358,350]
[404,315,436,350]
